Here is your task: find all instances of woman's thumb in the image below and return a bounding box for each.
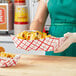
[64,32,72,38]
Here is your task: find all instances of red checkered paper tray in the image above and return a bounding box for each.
[11,35,65,51]
[0,55,20,68]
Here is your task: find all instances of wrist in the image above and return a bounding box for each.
[72,33,76,43]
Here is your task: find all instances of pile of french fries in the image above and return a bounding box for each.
[16,31,53,40]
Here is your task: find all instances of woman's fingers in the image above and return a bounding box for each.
[64,32,72,38]
[54,38,72,53]
[54,32,76,53]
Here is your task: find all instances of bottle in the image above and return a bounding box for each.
[14,5,29,35]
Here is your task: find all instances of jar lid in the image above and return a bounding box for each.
[14,22,29,24]
[14,0,25,3]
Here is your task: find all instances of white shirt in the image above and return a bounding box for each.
[44,0,49,3]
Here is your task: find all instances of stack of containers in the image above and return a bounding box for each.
[14,0,29,35]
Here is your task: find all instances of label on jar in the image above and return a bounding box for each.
[0,8,5,24]
[0,4,8,30]
[14,5,29,24]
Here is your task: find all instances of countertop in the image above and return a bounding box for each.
[0,55,76,76]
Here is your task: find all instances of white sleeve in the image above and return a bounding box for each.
[44,0,49,3]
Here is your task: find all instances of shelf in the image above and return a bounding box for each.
[0,35,13,42]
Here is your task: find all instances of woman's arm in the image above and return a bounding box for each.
[30,0,49,32]
[54,33,76,53]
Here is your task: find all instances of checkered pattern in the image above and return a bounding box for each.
[0,55,20,68]
[11,35,65,51]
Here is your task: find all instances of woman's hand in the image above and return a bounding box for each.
[54,32,76,53]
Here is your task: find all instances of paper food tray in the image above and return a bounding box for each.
[0,55,20,68]
[11,35,65,51]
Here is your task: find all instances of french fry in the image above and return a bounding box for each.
[0,47,5,52]
[0,52,15,58]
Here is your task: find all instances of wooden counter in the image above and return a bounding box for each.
[0,55,76,76]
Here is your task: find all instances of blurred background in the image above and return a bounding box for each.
[0,0,51,55]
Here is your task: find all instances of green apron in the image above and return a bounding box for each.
[45,0,76,57]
